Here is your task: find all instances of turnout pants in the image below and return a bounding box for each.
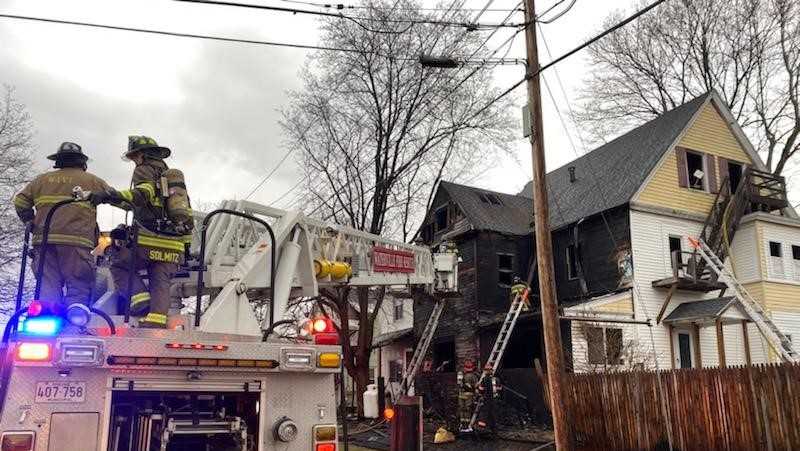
[110,245,177,324]
[31,245,95,308]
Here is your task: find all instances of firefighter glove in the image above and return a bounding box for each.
[88,190,113,206]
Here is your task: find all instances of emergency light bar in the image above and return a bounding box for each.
[107,356,279,368]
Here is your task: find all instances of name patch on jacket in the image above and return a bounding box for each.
[147,249,181,263]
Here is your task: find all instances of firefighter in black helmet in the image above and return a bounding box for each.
[13,142,111,310]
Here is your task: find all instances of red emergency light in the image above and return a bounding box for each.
[308,317,339,345]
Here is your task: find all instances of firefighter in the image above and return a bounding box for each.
[12,142,110,310]
[511,276,530,310]
[457,358,479,432]
[90,136,190,328]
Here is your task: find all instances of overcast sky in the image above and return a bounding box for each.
[0,0,640,229]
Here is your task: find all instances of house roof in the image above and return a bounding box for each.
[372,327,413,348]
[439,181,533,235]
[663,297,741,324]
[519,93,711,229]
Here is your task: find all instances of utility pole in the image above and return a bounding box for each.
[522,0,570,448]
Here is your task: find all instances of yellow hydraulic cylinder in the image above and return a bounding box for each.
[314,259,352,279]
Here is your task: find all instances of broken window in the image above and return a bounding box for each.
[432,340,455,373]
[586,327,604,364]
[421,224,433,243]
[669,236,683,272]
[566,245,578,280]
[434,207,449,232]
[728,161,744,193]
[392,297,404,322]
[605,328,623,364]
[498,253,514,286]
[770,241,784,278]
[686,151,707,191]
[585,326,623,365]
[793,245,800,282]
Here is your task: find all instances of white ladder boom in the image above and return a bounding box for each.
[468,291,527,429]
[691,238,798,362]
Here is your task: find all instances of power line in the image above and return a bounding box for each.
[0,13,362,52]
[459,0,670,126]
[537,0,576,24]
[175,0,525,28]
[244,148,296,200]
[273,0,523,13]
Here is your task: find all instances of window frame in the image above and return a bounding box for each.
[566,244,579,280]
[668,235,683,272]
[497,252,515,287]
[685,150,708,192]
[585,326,623,366]
[434,206,449,232]
[769,241,785,279]
[392,297,404,322]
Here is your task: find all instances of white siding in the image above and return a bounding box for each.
[730,223,759,283]
[628,210,765,368]
[569,322,639,373]
[758,220,800,284]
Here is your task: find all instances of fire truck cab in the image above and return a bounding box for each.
[0,200,458,451]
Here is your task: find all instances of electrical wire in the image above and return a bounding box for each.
[244,148,296,200]
[537,0,576,24]
[0,13,363,53]
[455,0,670,129]
[274,0,523,13]
[175,0,525,28]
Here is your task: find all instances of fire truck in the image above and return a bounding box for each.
[0,199,458,451]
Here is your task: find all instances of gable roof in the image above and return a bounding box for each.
[438,181,533,235]
[519,93,711,229]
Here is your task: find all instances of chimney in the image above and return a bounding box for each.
[568,166,576,183]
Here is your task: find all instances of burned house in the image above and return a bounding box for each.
[414,91,799,408]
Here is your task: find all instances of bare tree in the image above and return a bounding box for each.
[576,0,800,176]
[0,85,34,311]
[281,0,516,415]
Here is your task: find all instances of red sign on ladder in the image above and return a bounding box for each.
[372,247,416,273]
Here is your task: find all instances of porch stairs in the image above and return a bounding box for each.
[691,237,798,362]
[400,300,445,395]
[696,168,788,282]
[467,290,527,430]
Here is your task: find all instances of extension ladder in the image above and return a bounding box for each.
[690,237,798,362]
[400,300,446,395]
[467,290,527,429]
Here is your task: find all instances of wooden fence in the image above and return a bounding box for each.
[565,363,800,451]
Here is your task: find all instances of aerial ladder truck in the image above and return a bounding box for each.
[0,198,458,451]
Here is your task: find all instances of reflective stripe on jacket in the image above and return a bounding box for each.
[13,168,110,248]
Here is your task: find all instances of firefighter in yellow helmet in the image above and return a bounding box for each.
[511,276,530,310]
[13,142,111,310]
[89,136,191,328]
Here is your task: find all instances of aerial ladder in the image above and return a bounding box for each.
[0,198,459,451]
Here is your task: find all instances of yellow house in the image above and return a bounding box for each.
[564,90,798,371]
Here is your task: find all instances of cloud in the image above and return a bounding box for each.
[0,0,319,217]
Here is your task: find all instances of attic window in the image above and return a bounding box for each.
[477,192,503,206]
[434,207,449,232]
[686,151,707,191]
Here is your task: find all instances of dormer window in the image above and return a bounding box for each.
[477,192,503,206]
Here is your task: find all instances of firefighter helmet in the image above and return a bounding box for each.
[463,358,476,373]
[47,142,88,162]
[123,135,171,160]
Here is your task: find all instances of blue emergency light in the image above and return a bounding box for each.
[20,316,63,336]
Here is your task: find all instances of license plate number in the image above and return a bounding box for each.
[34,382,86,403]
